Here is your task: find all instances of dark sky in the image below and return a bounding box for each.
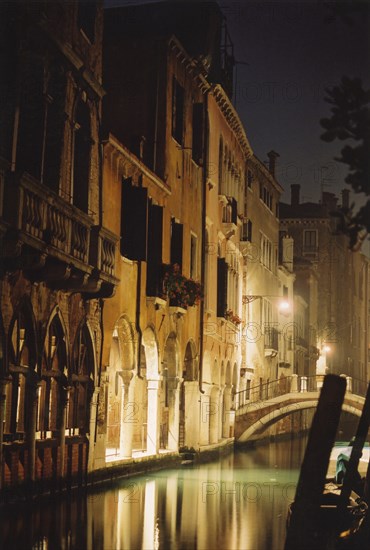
[105,1,370,208]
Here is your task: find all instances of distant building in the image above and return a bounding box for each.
[241,153,286,394]
[280,185,370,383]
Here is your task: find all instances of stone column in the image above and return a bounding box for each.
[57,385,69,480]
[199,387,211,447]
[219,386,225,440]
[146,378,160,455]
[222,386,232,438]
[209,387,220,445]
[87,387,100,472]
[26,373,40,482]
[167,377,180,451]
[119,371,135,459]
[290,374,298,393]
[184,381,199,449]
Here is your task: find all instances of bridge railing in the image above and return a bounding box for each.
[234,374,321,414]
[234,374,369,414]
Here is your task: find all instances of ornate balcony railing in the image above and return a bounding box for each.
[2,171,118,296]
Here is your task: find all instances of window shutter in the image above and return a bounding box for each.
[231,197,238,224]
[217,258,228,317]
[192,103,203,164]
[146,203,163,296]
[170,219,183,270]
[121,178,148,261]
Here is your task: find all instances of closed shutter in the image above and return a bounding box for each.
[192,103,203,164]
[170,219,183,270]
[121,178,148,261]
[217,258,228,317]
[231,197,238,224]
[146,203,163,296]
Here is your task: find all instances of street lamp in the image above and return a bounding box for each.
[242,295,291,312]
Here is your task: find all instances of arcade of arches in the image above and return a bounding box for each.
[105,320,237,460]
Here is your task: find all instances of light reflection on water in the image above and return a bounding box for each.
[0,437,307,550]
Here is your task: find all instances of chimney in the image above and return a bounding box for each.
[267,150,280,177]
[341,189,350,209]
[291,184,300,207]
[322,192,338,211]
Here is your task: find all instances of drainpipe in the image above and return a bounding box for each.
[136,175,144,380]
[198,90,209,395]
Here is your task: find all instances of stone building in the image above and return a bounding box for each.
[280,185,370,383]
[203,83,252,444]
[241,153,286,395]
[101,5,208,459]
[0,1,118,493]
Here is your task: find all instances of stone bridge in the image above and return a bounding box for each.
[235,374,367,442]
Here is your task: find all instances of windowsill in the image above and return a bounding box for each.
[218,194,228,206]
[146,296,167,310]
[169,306,187,316]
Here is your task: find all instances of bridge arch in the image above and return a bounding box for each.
[237,397,364,442]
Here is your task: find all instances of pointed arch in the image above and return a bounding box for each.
[38,308,68,437]
[5,297,38,436]
[68,321,95,435]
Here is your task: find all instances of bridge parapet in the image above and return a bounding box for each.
[234,374,366,442]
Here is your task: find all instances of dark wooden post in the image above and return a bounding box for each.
[285,374,346,550]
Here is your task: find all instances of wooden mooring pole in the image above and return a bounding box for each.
[285,374,346,550]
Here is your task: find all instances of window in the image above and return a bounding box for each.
[172,77,184,145]
[121,177,148,260]
[303,230,318,253]
[38,315,67,437]
[146,201,163,296]
[170,218,183,270]
[246,169,253,189]
[222,197,237,224]
[68,324,95,434]
[217,257,228,317]
[190,234,197,279]
[260,185,273,211]
[73,98,91,212]
[192,103,203,164]
[260,234,274,271]
[218,137,224,193]
[6,301,37,438]
[241,219,252,242]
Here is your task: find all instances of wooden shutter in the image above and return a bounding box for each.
[231,197,238,224]
[146,203,163,296]
[192,103,203,164]
[170,219,183,270]
[121,178,148,261]
[217,258,228,317]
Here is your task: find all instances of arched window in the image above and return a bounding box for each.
[38,314,67,437]
[72,98,91,213]
[6,301,37,437]
[68,324,94,435]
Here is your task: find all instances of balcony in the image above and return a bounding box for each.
[264,327,279,357]
[1,171,118,297]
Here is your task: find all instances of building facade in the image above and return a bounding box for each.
[0,1,118,493]
[280,186,370,384]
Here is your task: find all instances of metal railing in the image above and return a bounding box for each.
[234,374,367,416]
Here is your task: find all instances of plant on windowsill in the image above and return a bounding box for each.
[226,309,242,326]
[163,263,203,309]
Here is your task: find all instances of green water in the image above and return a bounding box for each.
[0,437,307,550]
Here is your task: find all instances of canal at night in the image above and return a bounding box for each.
[0,437,308,550]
